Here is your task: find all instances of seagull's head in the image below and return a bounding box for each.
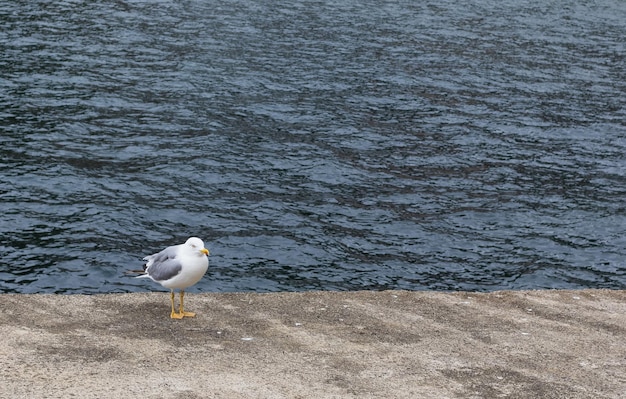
[185,237,210,257]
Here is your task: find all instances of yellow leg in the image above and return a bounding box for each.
[170,291,183,319]
[178,291,196,318]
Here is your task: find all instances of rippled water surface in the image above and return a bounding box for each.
[1,0,625,293]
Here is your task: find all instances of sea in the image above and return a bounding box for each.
[1,0,625,293]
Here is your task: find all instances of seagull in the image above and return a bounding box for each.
[130,237,210,319]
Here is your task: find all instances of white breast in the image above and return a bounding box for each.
[161,254,209,290]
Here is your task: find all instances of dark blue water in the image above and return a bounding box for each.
[1,0,625,294]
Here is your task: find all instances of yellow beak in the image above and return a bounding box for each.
[201,248,210,256]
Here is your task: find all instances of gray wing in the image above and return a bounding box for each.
[144,245,182,282]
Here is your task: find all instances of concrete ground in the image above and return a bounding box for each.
[0,289,624,398]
